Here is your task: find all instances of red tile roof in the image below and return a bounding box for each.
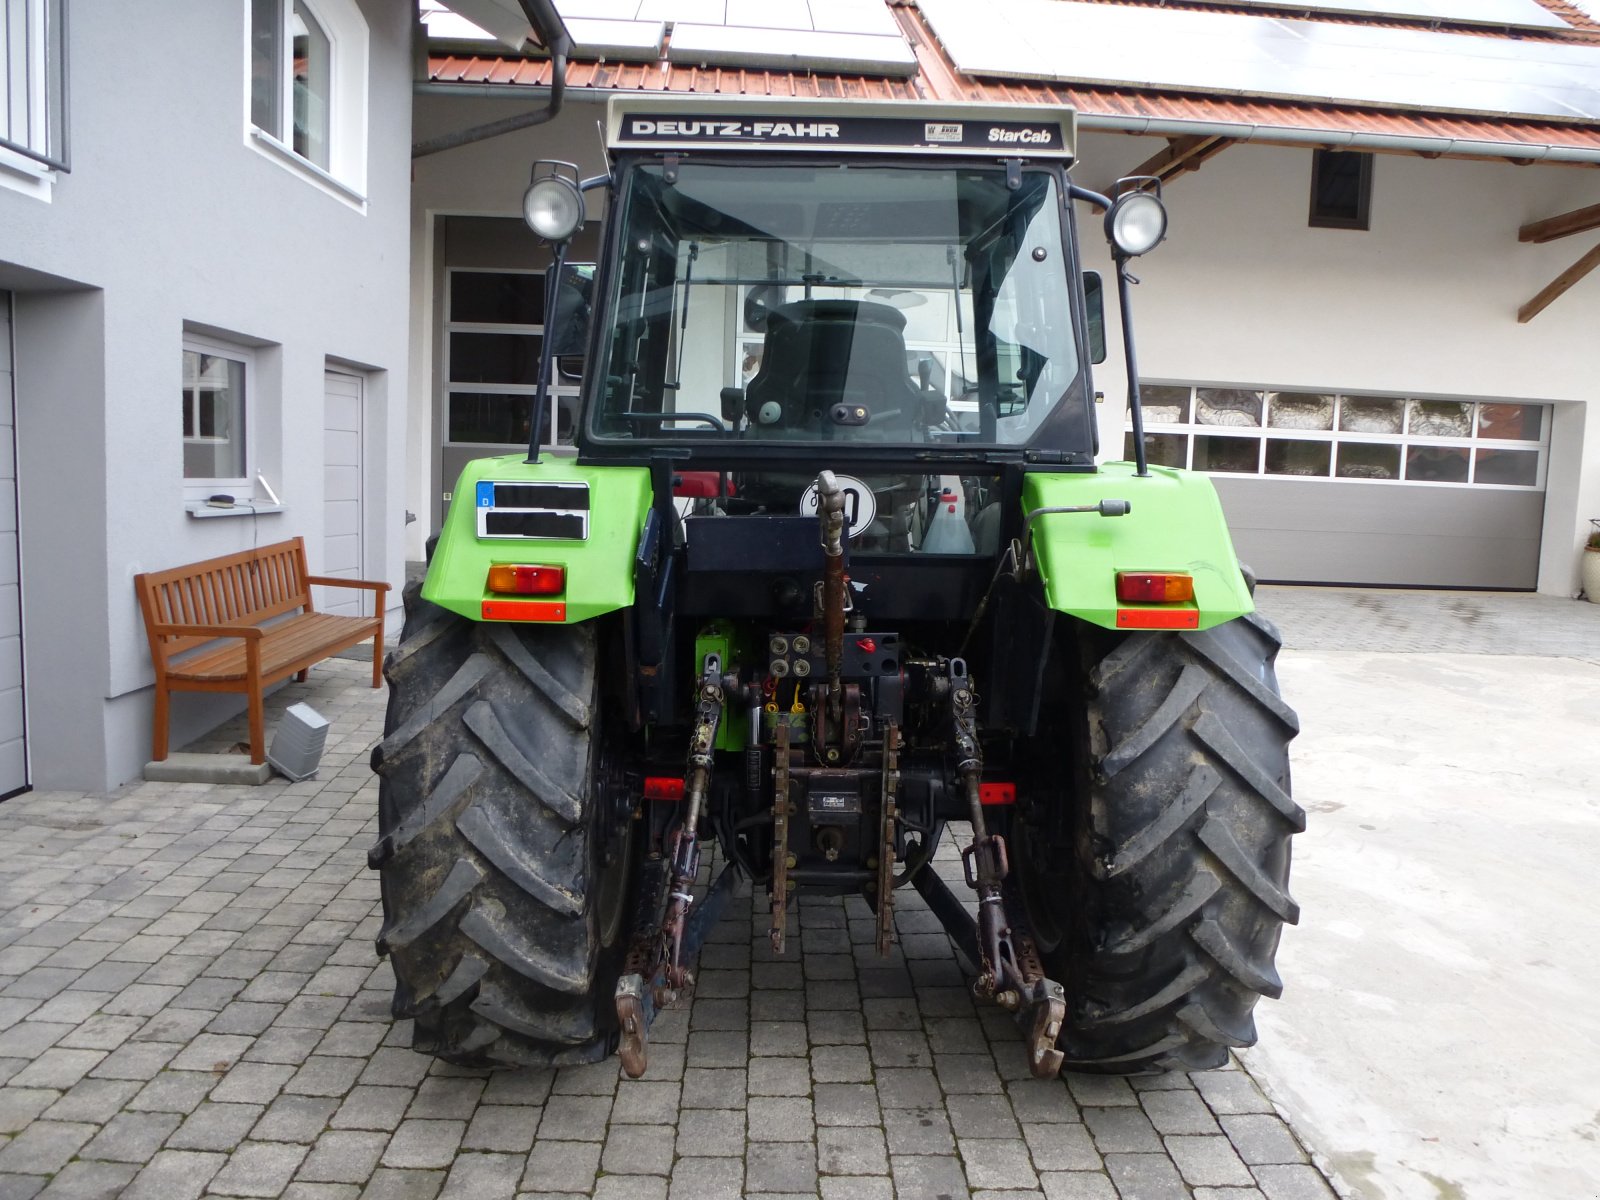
[424,0,1600,162]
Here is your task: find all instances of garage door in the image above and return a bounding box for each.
[320,369,364,617]
[1131,386,1548,588]
[0,293,27,797]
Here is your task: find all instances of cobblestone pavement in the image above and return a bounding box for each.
[1254,584,1600,662]
[0,596,1435,1200]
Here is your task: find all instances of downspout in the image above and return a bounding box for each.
[1075,114,1600,165]
[412,0,574,159]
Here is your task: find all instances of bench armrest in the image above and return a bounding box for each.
[304,576,392,593]
[150,622,265,640]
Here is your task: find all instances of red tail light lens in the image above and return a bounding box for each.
[1115,571,1195,604]
[643,776,685,801]
[487,564,565,596]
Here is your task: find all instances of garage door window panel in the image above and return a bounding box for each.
[1193,434,1260,473]
[1335,442,1401,480]
[1405,445,1469,483]
[1477,403,1542,442]
[1266,438,1330,477]
[1268,392,1334,431]
[445,268,577,449]
[1133,383,1547,491]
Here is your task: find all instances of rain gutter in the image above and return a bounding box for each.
[1075,112,1600,164]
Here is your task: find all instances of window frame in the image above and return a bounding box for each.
[243,0,368,206]
[0,0,69,178]
[443,266,584,453]
[181,333,257,502]
[1308,148,1373,231]
[1129,383,1549,491]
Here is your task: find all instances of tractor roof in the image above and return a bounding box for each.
[605,96,1076,163]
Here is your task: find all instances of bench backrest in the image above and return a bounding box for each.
[135,538,314,661]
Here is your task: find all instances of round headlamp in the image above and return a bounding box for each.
[1105,191,1168,257]
[522,174,584,242]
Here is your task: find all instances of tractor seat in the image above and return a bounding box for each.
[745,299,925,437]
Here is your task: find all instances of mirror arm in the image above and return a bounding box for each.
[1068,183,1112,212]
[1115,254,1150,478]
[527,237,574,464]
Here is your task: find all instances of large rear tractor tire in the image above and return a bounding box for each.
[368,582,635,1067]
[1017,612,1303,1073]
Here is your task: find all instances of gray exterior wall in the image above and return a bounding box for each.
[0,1,415,791]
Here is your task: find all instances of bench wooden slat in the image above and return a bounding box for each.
[170,613,381,682]
[135,536,389,766]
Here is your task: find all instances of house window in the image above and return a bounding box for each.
[1309,150,1372,230]
[1127,385,1548,489]
[182,337,254,496]
[0,0,69,173]
[246,0,368,200]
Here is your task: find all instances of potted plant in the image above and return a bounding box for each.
[1584,520,1600,604]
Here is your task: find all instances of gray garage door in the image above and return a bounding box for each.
[0,293,28,796]
[1134,387,1549,589]
[320,369,364,617]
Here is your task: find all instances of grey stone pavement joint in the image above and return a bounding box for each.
[0,582,1530,1197]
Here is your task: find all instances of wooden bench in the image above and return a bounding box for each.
[135,537,389,765]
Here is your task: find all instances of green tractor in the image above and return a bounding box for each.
[370,93,1301,1079]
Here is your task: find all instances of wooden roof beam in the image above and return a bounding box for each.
[1130,135,1232,183]
[1519,201,1600,244]
[1517,241,1600,323]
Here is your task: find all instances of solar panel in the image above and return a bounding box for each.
[550,0,917,73]
[918,0,1600,122]
[666,24,919,75]
[565,17,666,59]
[1190,0,1567,32]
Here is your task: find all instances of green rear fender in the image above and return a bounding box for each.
[1023,463,1253,632]
[423,455,652,624]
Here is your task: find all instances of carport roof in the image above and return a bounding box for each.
[423,0,1600,164]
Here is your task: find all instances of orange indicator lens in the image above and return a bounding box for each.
[1115,571,1195,604]
[487,563,565,596]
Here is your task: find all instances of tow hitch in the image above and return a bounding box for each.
[614,658,735,1078]
[949,661,1067,1078]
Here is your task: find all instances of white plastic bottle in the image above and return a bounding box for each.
[922,488,975,554]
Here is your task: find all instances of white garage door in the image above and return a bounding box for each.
[1132,386,1550,589]
[0,294,27,797]
[320,369,365,617]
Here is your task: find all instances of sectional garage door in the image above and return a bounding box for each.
[1132,386,1549,589]
[0,294,27,796]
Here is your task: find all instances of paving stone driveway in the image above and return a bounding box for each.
[0,656,1338,1200]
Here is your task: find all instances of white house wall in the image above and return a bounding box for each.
[1074,133,1600,595]
[0,1,414,791]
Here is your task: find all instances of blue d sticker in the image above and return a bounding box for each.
[477,482,495,508]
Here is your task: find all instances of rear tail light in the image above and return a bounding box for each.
[979,782,1016,806]
[1115,571,1195,604]
[487,563,565,596]
[643,776,685,801]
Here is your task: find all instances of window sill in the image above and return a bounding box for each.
[185,501,285,519]
[0,147,54,202]
[247,129,367,212]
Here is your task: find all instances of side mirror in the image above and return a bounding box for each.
[547,261,594,374]
[1084,272,1107,364]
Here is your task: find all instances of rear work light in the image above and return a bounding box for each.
[487,563,565,596]
[1115,571,1195,604]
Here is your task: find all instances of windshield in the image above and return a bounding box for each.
[587,162,1082,447]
